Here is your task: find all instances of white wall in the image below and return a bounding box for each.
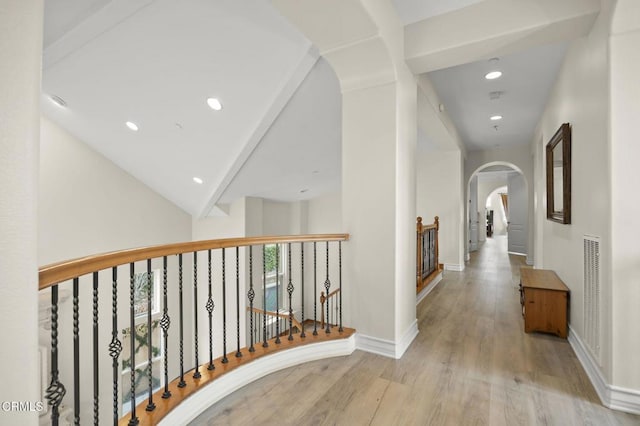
[610,0,640,393]
[40,118,192,264]
[416,150,464,268]
[0,1,42,422]
[531,0,613,385]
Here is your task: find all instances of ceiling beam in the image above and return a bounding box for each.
[405,0,600,74]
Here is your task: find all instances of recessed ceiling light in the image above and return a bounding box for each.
[193,177,203,184]
[206,98,223,111]
[490,115,503,121]
[49,95,67,108]
[125,121,139,131]
[485,71,502,80]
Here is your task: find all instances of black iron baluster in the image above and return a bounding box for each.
[128,264,139,425]
[300,243,305,338]
[93,272,99,425]
[206,250,215,371]
[193,252,201,379]
[262,245,268,348]
[73,277,80,425]
[46,285,66,426]
[236,247,242,358]
[313,242,318,336]
[146,259,156,412]
[339,241,343,332]
[275,244,281,344]
[324,242,331,334]
[178,254,186,388]
[109,268,122,425]
[222,249,228,363]
[248,246,255,352]
[161,257,171,399]
[287,243,294,341]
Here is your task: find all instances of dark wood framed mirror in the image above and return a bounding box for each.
[546,123,571,224]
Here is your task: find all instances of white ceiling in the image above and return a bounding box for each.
[427,41,569,151]
[42,0,582,217]
[42,0,341,217]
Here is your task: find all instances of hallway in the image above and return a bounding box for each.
[192,237,639,425]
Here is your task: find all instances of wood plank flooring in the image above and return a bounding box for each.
[192,236,640,426]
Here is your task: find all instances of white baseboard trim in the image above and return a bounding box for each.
[444,264,465,272]
[465,253,470,261]
[526,258,534,266]
[159,335,356,425]
[356,320,419,360]
[568,326,640,415]
[417,272,442,305]
[507,251,527,256]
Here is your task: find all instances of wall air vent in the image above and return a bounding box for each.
[583,235,601,362]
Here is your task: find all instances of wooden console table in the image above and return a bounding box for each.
[519,268,569,338]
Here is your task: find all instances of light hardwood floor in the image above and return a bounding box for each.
[192,236,640,425]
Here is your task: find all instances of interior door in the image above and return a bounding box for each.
[469,176,479,252]
[507,172,527,255]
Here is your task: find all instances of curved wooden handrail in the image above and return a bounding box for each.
[246,307,303,332]
[39,234,349,290]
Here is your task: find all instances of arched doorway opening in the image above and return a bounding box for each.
[467,162,529,259]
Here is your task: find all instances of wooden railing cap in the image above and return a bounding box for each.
[39,233,349,290]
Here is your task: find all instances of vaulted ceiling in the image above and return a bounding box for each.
[42,0,601,216]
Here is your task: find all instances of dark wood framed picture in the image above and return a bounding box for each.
[546,123,571,224]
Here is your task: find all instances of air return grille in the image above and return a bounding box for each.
[583,235,601,362]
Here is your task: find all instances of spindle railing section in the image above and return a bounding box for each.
[416,216,442,294]
[38,235,351,425]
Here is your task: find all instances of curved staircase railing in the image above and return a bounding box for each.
[38,234,350,425]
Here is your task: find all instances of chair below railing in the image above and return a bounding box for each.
[416,216,442,294]
[38,234,350,426]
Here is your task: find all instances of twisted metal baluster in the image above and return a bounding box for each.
[325,242,331,334]
[109,268,122,425]
[313,242,318,336]
[177,254,186,388]
[275,244,281,344]
[73,277,80,425]
[276,244,280,344]
[221,249,228,363]
[161,257,171,398]
[193,252,201,379]
[236,247,242,358]
[339,241,343,332]
[128,264,139,425]
[262,245,268,348]
[206,250,215,371]
[92,272,99,425]
[248,246,255,352]
[46,285,66,426]
[300,242,305,338]
[287,243,294,341]
[146,259,156,411]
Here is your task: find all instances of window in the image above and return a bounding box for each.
[264,244,285,312]
[121,270,163,413]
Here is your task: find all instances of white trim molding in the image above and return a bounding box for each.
[568,326,640,415]
[159,335,356,425]
[417,272,442,305]
[356,320,419,360]
[444,263,465,272]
